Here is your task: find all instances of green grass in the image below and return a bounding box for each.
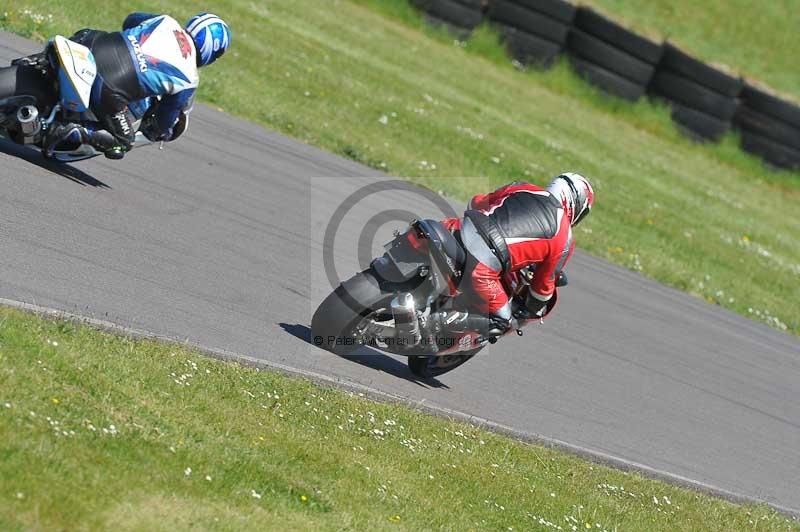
[1,0,799,336]
[1,306,798,531]
[581,0,800,100]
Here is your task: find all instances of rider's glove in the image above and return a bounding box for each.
[141,111,188,143]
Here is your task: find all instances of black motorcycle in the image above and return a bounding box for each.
[312,219,563,378]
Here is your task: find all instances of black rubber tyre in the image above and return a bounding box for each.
[311,270,393,356]
[573,7,663,64]
[512,0,576,23]
[489,1,569,44]
[424,0,483,29]
[0,65,54,107]
[734,105,800,151]
[670,103,730,142]
[423,14,473,40]
[739,83,800,129]
[496,24,562,67]
[567,29,655,85]
[649,71,738,120]
[659,43,742,97]
[408,349,482,379]
[740,130,800,170]
[569,57,646,101]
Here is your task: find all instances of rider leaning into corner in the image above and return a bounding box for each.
[44,12,231,159]
[422,173,595,344]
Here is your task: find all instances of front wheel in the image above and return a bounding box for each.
[408,348,483,379]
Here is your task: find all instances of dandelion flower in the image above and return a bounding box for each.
[251,489,262,499]
[51,397,60,405]
[184,467,192,477]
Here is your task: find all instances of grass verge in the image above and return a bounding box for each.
[0,1,798,336]
[580,0,800,100]
[1,306,798,531]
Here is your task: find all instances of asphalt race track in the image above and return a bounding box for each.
[1,31,799,515]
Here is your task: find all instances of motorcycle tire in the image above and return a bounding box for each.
[408,348,482,379]
[311,269,394,356]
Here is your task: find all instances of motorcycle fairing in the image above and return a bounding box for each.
[52,36,96,113]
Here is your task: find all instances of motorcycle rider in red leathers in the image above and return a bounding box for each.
[423,173,595,343]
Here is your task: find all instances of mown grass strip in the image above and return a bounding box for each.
[0,1,798,336]
[1,307,798,531]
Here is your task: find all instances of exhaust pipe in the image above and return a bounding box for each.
[391,293,421,346]
[17,105,41,137]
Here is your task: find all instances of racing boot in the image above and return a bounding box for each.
[42,122,85,157]
[43,123,123,159]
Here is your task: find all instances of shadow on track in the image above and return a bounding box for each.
[279,323,449,389]
[0,139,110,188]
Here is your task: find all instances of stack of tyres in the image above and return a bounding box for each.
[487,0,576,68]
[649,43,742,141]
[735,84,800,170]
[413,0,485,36]
[566,7,662,101]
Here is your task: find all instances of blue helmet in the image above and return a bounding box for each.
[185,13,231,67]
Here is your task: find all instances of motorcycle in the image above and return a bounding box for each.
[311,218,565,378]
[0,35,153,162]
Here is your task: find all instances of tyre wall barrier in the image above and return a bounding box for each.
[408,0,800,171]
[647,42,742,142]
[566,7,662,102]
[412,0,486,35]
[487,0,575,68]
[735,84,800,169]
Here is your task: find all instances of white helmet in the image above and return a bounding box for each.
[547,172,594,226]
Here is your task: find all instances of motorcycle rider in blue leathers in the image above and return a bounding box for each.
[45,12,231,159]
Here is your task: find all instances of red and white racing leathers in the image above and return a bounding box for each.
[443,182,574,320]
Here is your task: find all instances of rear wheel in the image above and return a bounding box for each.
[311,269,394,355]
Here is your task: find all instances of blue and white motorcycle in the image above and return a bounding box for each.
[0,35,152,162]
